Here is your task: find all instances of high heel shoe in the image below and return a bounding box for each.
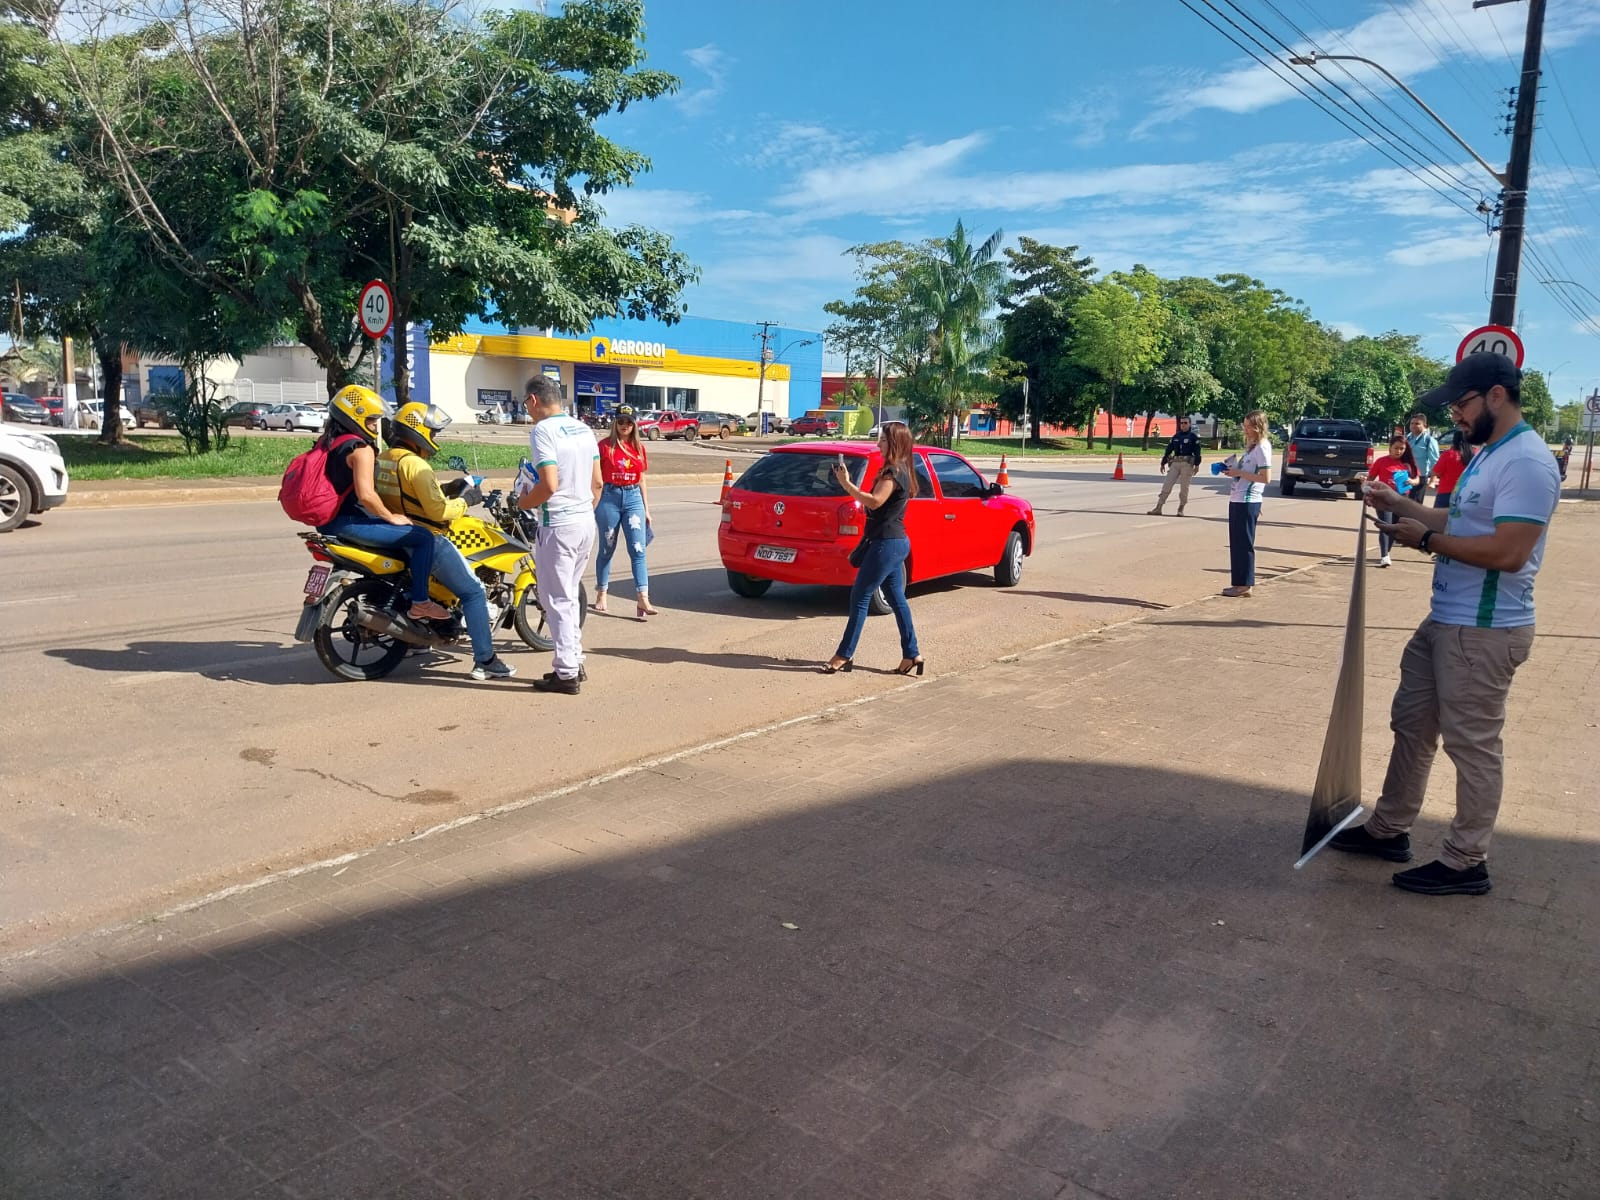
[820,657,853,674]
[895,658,925,677]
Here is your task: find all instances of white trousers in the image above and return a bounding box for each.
[534,520,596,679]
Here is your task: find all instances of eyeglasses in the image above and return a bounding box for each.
[1448,391,1483,411]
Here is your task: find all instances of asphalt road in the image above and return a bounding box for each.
[1,464,1366,949]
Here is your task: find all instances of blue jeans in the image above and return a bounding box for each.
[1377,509,1397,557]
[1227,502,1261,586]
[429,537,494,663]
[595,483,649,593]
[835,537,918,661]
[318,513,436,604]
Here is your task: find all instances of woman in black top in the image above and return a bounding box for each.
[823,421,924,676]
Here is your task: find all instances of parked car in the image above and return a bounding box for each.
[636,410,703,441]
[38,396,66,425]
[1281,418,1374,498]
[81,399,136,429]
[696,411,745,439]
[133,394,179,428]
[259,403,324,432]
[719,440,1035,613]
[789,415,842,437]
[3,393,50,425]
[0,425,69,532]
[222,400,272,428]
[746,411,790,434]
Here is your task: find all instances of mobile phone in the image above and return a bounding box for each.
[835,454,845,468]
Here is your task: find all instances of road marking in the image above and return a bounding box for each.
[0,593,78,607]
[1058,531,1108,542]
[1133,520,1165,529]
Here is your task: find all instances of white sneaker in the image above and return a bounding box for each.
[1378,555,1392,568]
[470,656,517,680]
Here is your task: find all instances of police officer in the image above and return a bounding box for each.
[1149,416,1203,516]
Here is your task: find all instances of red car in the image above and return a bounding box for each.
[719,441,1034,611]
[789,415,841,437]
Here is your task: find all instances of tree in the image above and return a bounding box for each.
[1554,401,1584,438]
[994,237,1096,442]
[1069,268,1167,448]
[55,0,698,399]
[903,220,1007,445]
[823,239,940,382]
[1316,337,1413,432]
[1518,369,1554,433]
[1125,311,1221,448]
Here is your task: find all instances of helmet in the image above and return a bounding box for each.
[330,385,386,445]
[391,401,452,458]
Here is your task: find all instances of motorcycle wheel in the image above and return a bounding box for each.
[313,578,410,681]
[513,580,589,651]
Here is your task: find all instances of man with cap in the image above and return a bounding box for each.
[1331,352,1561,895]
[1148,415,1203,516]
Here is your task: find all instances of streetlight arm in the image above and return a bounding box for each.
[1288,53,1508,186]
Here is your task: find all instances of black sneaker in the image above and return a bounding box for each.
[1328,825,1413,862]
[540,668,586,683]
[1392,860,1492,896]
[532,673,581,695]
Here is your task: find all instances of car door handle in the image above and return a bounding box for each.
[944,514,956,520]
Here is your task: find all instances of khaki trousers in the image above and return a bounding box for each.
[1153,460,1196,511]
[1366,618,1534,868]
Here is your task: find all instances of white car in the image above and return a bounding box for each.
[260,403,324,432]
[80,399,136,429]
[0,426,69,532]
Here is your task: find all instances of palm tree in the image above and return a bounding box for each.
[906,221,1006,445]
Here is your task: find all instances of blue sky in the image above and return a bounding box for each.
[595,0,1600,403]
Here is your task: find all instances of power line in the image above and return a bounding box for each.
[1175,0,1483,219]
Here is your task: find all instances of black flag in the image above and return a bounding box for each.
[1295,505,1370,867]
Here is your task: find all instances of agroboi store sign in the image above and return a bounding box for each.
[590,336,668,368]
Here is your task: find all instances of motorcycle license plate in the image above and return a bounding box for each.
[755,545,797,564]
[303,564,332,600]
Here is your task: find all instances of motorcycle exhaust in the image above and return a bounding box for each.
[353,603,453,648]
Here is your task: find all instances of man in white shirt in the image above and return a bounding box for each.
[518,376,602,694]
[1332,353,1560,895]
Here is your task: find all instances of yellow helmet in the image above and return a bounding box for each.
[391,401,452,458]
[329,385,386,445]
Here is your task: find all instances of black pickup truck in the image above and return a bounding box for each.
[1280,419,1374,498]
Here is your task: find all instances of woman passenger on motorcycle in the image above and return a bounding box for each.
[593,405,657,619]
[315,385,447,621]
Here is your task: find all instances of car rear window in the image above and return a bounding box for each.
[1295,422,1368,440]
[737,451,868,496]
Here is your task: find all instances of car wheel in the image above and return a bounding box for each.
[686,426,698,441]
[1280,478,1296,497]
[727,570,772,599]
[0,464,35,533]
[647,427,660,441]
[868,585,892,616]
[719,425,730,439]
[995,530,1025,587]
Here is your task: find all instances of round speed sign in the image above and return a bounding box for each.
[1455,323,1524,367]
[358,280,394,339]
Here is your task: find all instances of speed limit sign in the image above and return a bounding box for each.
[1455,323,1524,367]
[358,280,394,339]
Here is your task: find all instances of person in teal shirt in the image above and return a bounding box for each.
[1406,413,1441,502]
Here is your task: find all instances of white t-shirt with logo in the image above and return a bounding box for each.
[1431,422,1560,629]
[529,414,600,529]
[1229,439,1273,504]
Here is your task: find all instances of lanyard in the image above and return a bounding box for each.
[1453,422,1529,496]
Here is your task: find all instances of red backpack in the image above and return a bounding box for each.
[279,434,361,526]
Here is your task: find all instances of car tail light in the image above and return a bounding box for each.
[1365,445,1376,468]
[720,501,731,524]
[1286,442,1297,465]
[837,500,862,536]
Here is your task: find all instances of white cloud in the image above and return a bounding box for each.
[1052,91,1120,148]
[741,121,865,170]
[599,188,761,232]
[1331,321,1365,339]
[675,44,729,116]
[1388,231,1492,267]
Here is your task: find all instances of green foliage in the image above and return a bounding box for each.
[1554,402,1584,438]
[1518,369,1553,432]
[1069,268,1168,447]
[994,237,1097,441]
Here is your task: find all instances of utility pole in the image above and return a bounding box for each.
[1479,0,1547,328]
[754,320,776,429]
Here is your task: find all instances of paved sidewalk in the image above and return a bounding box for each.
[4,508,1597,1199]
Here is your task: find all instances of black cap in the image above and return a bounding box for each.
[1416,352,1521,410]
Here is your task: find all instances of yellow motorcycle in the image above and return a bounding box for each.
[293,461,586,681]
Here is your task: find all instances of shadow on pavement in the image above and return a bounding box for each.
[1000,590,1169,610]
[3,760,1594,1200]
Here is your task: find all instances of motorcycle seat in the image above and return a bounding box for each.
[307,530,414,559]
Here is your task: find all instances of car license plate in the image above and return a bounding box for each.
[303,564,332,599]
[1318,467,1341,476]
[755,545,797,564]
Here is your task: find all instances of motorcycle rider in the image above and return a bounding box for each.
[377,401,516,681]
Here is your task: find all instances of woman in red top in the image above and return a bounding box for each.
[1368,434,1418,567]
[593,406,657,619]
[1430,430,1474,509]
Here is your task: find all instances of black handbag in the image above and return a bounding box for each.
[848,539,869,568]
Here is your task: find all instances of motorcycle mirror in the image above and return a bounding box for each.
[445,455,467,472]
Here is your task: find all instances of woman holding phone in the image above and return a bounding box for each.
[822,423,923,676]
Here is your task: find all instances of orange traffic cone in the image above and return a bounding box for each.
[997,455,1010,487]
[1112,453,1125,481]
[719,459,734,503]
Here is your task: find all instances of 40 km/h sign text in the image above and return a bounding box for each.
[359,280,395,340]
[1455,324,1524,368]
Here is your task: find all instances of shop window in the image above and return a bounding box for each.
[667,387,699,411]
[625,384,663,409]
